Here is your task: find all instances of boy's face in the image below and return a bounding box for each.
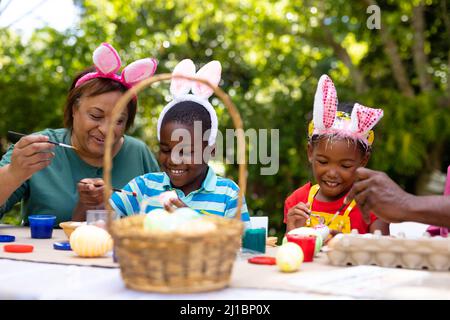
[307,137,369,201]
[158,121,212,195]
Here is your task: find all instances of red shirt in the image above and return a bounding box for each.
[284,182,377,234]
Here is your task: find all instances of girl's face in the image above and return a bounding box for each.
[71,91,128,159]
[307,137,369,202]
[158,121,212,196]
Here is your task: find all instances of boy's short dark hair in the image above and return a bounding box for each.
[161,101,212,137]
[309,102,370,154]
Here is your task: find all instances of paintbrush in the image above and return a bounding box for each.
[326,202,347,226]
[7,131,78,151]
[79,181,137,197]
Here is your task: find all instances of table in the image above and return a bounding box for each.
[1,226,450,300]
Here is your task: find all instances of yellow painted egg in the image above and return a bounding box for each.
[70,225,113,257]
[276,242,304,272]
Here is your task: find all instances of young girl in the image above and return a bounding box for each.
[110,59,251,229]
[284,75,389,235]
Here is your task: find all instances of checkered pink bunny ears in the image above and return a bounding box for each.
[157,59,222,146]
[310,74,383,147]
[75,43,158,90]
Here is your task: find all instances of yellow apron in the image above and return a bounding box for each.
[305,184,356,234]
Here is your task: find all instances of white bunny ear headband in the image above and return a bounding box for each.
[308,74,384,147]
[157,59,221,146]
[75,43,158,92]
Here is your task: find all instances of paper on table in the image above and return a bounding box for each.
[286,265,430,299]
[250,216,268,238]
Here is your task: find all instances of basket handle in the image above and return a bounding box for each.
[103,73,247,232]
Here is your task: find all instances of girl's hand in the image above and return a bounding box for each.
[164,197,188,212]
[286,202,311,232]
[9,134,55,181]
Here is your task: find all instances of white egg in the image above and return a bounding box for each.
[276,242,304,272]
[70,225,113,258]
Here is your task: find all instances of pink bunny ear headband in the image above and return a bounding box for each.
[157,59,221,146]
[75,43,158,92]
[308,74,383,147]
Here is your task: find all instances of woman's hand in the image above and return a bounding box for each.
[72,178,105,221]
[286,202,311,232]
[9,134,55,182]
[77,178,105,208]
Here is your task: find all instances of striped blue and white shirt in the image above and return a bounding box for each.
[109,167,251,229]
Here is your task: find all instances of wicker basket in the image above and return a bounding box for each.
[102,73,247,293]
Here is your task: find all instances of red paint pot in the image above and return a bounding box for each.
[286,234,316,262]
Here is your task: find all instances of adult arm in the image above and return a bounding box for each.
[347,168,450,228]
[0,135,54,207]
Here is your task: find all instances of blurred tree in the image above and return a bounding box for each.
[0,0,449,236]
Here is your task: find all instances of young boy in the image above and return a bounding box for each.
[110,59,251,229]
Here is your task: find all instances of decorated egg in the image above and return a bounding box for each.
[174,207,202,221]
[282,227,323,255]
[158,190,178,206]
[70,225,113,257]
[176,218,217,236]
[313,224,330,242]
[276,242,304,272]
[143,209,172,231]
[143,207,203,232]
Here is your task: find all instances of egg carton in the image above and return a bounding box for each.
[326,230,450,271]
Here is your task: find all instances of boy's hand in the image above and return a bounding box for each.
[164,197,188,212]
[286,202,311,232]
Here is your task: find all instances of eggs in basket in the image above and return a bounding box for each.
[143,207,217,235]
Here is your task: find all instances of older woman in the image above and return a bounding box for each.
[0,43,159,224]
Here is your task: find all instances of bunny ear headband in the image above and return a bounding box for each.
[75,43,158,93]
[308,74,383,147]
[156,59,222,146]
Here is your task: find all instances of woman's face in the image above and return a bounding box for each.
[71,91,128,159]
[307,137,369,201]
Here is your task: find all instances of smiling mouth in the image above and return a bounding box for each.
[168,168,187,176]
[323,181,340,188]
[92,136,105,144]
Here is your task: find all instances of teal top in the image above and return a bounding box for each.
[0,128,159,225]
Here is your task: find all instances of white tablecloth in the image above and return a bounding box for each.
[0,259,345,300]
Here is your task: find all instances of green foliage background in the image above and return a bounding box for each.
[1,0,449,236]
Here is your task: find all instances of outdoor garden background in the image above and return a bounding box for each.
[1,0,449,239]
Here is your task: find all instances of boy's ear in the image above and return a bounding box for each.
[307,142,314,163]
